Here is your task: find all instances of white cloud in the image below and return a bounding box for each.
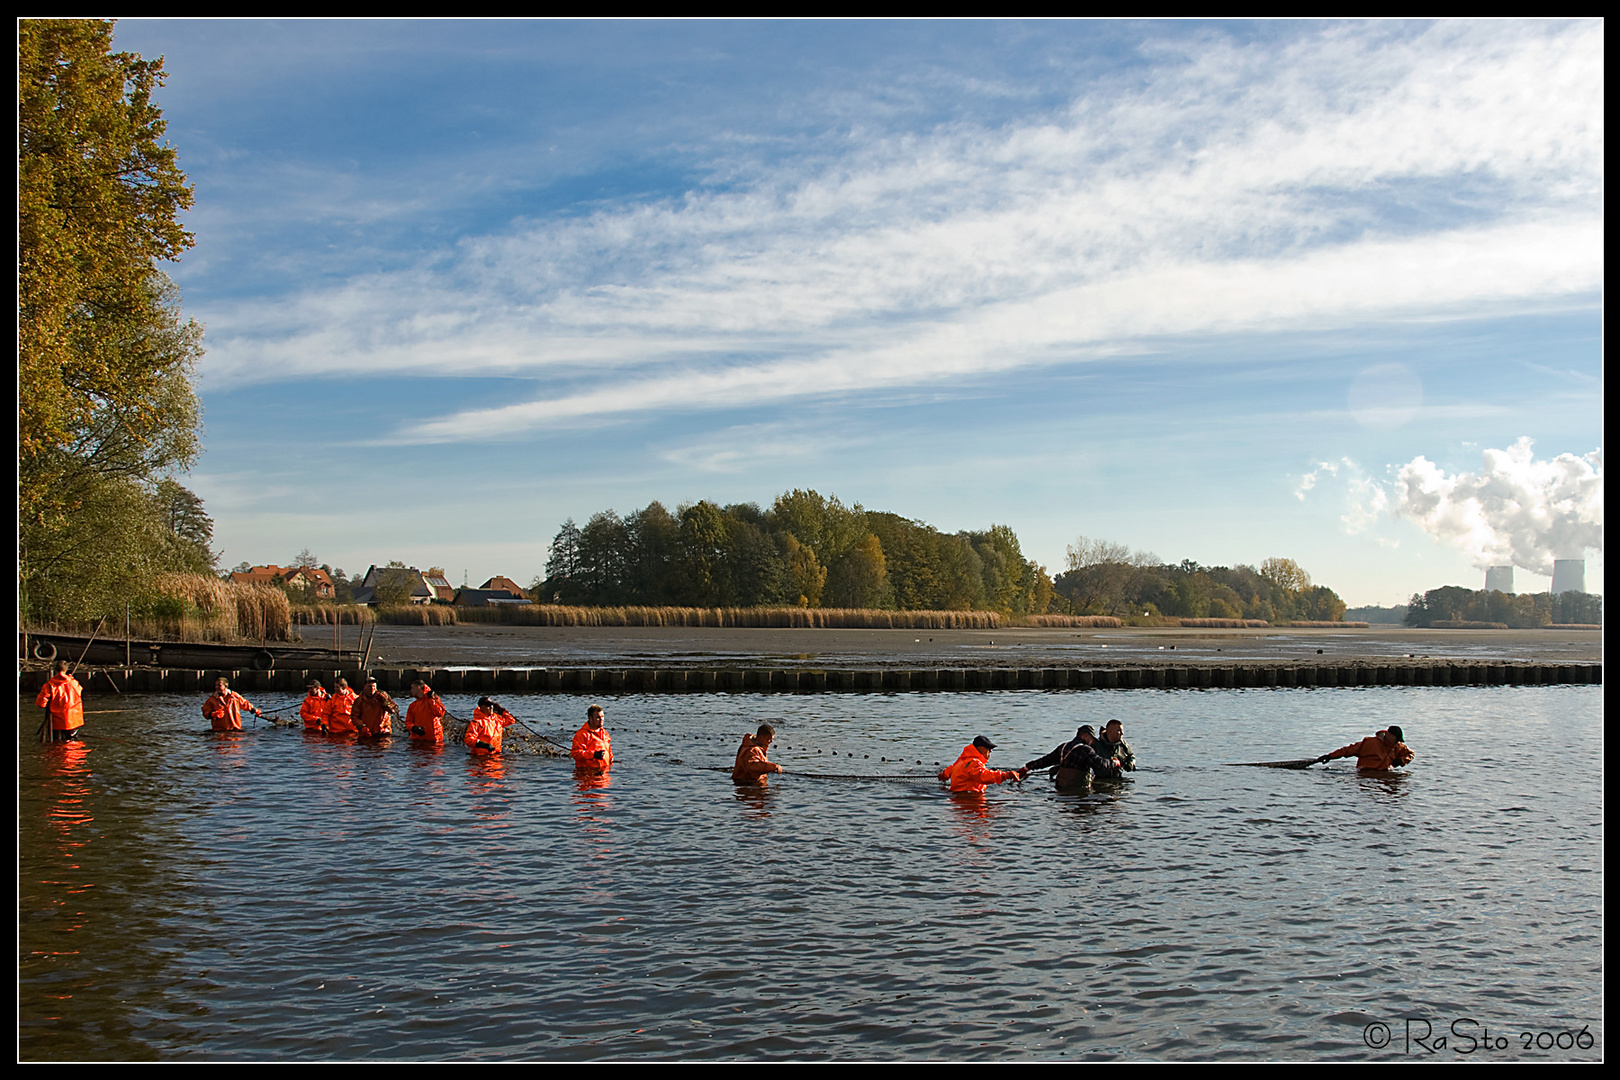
[196,20,1604,443]
[1301,439,1604,572]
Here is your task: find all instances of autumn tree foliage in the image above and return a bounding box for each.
[535,490,1054,613]
[19,20,211,622]
[1052,539,1348,622]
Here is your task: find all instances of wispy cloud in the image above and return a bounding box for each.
[197,21,1603,443]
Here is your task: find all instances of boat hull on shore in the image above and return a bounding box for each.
[21,632,345,672]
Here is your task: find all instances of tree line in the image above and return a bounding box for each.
[536,491,1054,615]
[1050,540,1347,622]
[1404,587,1603,628]
[535,498,1351,622]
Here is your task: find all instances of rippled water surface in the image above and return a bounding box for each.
[19,686,1602,1061]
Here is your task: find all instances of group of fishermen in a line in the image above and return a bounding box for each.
[33,660,1413,786]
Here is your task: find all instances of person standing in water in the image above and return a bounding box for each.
[939,735,1026,793]
[35,660,85,742]
[571,704,613,771]
[464,696,515,755]
[299,679,331,733]
[732,723,785,786]
[202,676,263,732]
[404,679,446,744]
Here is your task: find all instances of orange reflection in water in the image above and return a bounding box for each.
[36,738,96,937]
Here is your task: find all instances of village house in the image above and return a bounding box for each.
[453,576,531,607]
[228,564,336,599]
[352,565,446,605]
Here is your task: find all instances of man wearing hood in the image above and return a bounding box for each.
[939,736,1026,794]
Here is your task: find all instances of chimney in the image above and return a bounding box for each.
[1484,566,1514,593]
[1550,559,1586,595]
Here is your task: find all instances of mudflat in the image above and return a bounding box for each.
[338,622,1602,669]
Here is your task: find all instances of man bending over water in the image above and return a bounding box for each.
[1318,725,1413,770]
[733,723,785,786]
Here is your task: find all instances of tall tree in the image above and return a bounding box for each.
[19,21,205,622]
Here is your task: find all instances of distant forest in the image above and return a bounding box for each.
[534,490,1349,621]
[1404,586,1603,628]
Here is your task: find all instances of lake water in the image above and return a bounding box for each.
[19,685,1603,1061]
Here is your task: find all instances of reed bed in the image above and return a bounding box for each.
[1288,621,1369,628]
[1019,615,1124,628]
[374,604,459,626]
[1544,623,1602,630]
[1428,620,1510,630]
[132,573,295,642]
[444,605,1004,629]
[1177,618,1272,628]
[291,604,376,626]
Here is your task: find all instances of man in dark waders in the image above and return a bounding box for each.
[1022,725,1122,787]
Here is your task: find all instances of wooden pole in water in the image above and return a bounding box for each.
[125,601,130,667]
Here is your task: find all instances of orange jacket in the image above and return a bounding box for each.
[300,689,331,731]
[353,689,397,737]
[35,673,85,732]
[464,706,514,755]
[327,688,358,735]
[732,733,778,784]
[572,723,613,769]
[1329,735,1415,770]
[938,744,1017,793]
[405,692,446,743]
[203,689,257,732]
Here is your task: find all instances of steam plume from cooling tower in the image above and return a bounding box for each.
[1392,438,1602,576]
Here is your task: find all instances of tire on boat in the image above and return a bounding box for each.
[32,640,57,661]
[253,649,276,671]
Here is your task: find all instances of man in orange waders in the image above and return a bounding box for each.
[571,704,613,771]
[1317,725,1414,770]
[327,677,358,736]
[203,676,263,732]
[464,696,515,755]
[300,679,331,733]
[405,679,446,744]
[732,723,785,786]
[36,660,85,742]
[939,735,1027,793]
[353,676,398,738]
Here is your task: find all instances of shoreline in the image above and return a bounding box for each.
[328,622,1604,668]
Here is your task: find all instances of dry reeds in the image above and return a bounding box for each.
[1019,615,1124,628]
[148,573,293,642]
[1428,620,1510,630]
[1288,621,1369,628]
[374,604,458,626]
[1177,618,1271,628]
[1544,623,1602,630]
[446,605,1002,629]
[292,604,376,626]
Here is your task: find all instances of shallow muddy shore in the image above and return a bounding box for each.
[303,622,1603,669]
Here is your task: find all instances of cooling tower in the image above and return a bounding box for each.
[1550,559,1586,595]
[1484,566,1514,593]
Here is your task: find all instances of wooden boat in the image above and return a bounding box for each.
[21,631,348,672]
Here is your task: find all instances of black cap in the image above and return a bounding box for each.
[1386,725,1404,742]
[972,735,996,751]
[1076,724,1096,736]
[478,696,495,709]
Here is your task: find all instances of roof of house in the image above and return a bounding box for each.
[229,565,289,586]
[479,576,528,599]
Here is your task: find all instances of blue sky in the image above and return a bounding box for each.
[111,19,1603,606]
